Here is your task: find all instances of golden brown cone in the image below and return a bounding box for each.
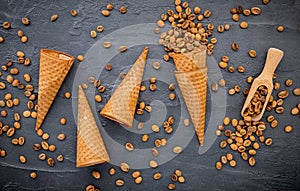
[35,49,74,130]
[170,47,207,146]
[77,85,110,167]
[100,47,149,127]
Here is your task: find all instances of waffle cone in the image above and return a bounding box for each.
[100,47,149,127]
[170,47,207,146]
[77,85,110,167]
[35,49,74,130]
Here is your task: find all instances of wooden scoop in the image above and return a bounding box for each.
[241,48,284,121]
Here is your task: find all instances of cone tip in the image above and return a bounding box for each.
[78,84,83,91]
[143,47,149,54]
[35,123,40,131]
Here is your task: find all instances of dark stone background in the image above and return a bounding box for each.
[0,0,299,190]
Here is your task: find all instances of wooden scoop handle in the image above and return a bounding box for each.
[260,48,284,79]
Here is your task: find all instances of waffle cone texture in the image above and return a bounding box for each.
[100,47,149,128]
[170,47,207,146]
[35,49,74,130]
[77,85,110,167]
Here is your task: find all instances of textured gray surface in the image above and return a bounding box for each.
[0,0,300,190]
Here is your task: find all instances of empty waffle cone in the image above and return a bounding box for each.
[170,47,207,146]
[174,70,207,146]
[77,85,110,167]
[100,47,149,128]
[36,49,74,130]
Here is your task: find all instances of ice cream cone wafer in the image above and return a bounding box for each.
[174,70,207,146]
[77,85,110,167]
[100,47,149,128]
[170,47,207,146]
[35,49,74,130]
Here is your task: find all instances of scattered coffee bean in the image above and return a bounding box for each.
[56,154,64,162]
[77,55,84,61]
[141,134,149,142]
[243,9,251,16]
[24,58,31,66]
[277,26,284,32]
[50,14,59,22]
[3,22,11,29]
[95,95,102,103]
[30,171,37,179]
[0,82,6,90]
[251,7,261,15]
[149,160,158,168]
[109,167,116,175]
[85,185,95,191]
[278,90,289,99]
[60,118,67,125]
[19,155,27,164]
[24,74,31,82]
[64,92,71,99]
[291,108,299,115]
[0,149,6,157]
[71,9,78,17]
[240,21,248,29]
[22,17,30,25]
[232,14,240,22]
[57,133,66,141]
[157,20,165,28]
[211,82,218,92]
[229,160,237,167]
[12,138,19,145]
[285,79,292,87]
[39,153,46,160]
[116,179,124,187]
[153,172,162,180]
[173,146,182,154]
[218,61,228,69]
[248,50,257,58]
[134,176,143,185]
[120,162,130,172]
[96,25,104,32]
[92,170,101,179]
[215,161,222,170]
[119,6,127,14]
[7,127,15,137]
[47,157,55,167]
[41,141,49,150]
[49,145,56,152]
[90,30,97,38]
[103,41,112,48]
[227,66,235,73]
[231,42,239,51]
[168,183,176,190]
[152,61,160,70]
[169,93,176,100]
[119,46,127,52]
[284,125,292,133]
[105,63,112,71]
[248,156,256,166]
[17,30,24,37]
[125,142,134,151]
[33,143,41,151]
[101,10,110,17]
